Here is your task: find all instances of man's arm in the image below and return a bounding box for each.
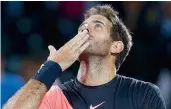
[2,29,90,109]
[2,79,47,109]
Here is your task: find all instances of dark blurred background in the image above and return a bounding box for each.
[1,1,171,108]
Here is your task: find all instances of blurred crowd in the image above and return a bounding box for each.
[1,1,171,108]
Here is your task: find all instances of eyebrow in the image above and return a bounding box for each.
[78,20,105,30]
[92,20,105,26]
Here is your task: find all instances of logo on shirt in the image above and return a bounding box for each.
[89,101,105,109]
[38,64,44,73]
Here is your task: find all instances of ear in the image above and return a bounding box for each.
[110,41,124,54]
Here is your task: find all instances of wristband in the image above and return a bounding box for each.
[33,61,62,89]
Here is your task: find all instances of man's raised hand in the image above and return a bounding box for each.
[47,29,90,72]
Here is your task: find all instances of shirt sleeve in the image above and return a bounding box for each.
[38,86,72,109]
[142,83,167,109]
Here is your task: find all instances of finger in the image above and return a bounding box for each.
[78,24,88,33]
[69,29,88,46]
[79,27,88,35]
[73,29,88,42]
[72,34,89,51]
[76,41,90,55]
[48,45,56,56]
[71,29,89,48]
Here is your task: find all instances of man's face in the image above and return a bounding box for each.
[78,15,113,56]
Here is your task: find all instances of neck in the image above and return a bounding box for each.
[77,54,117,86]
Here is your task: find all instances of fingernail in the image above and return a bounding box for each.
[83,29,88,33]
[85,24,88,27]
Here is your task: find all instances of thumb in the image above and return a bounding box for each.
[48,45,56,56]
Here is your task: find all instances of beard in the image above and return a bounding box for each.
[82,39,112,56]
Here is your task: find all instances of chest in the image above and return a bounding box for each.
[65,88,140,109]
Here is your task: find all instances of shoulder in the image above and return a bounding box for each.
[118,75,166,108]
[118,74,158,90]
[118,74,162,96]
[47,80,76,95]
[39,86,64,108]
[39,86,73,109]
[44,85,64,98]
[117,75,161,100]
[43,85,72,102]
[59,79,76,92]
[45,79,76,99]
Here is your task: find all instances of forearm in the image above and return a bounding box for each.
[2,79,47,109]
[2,61,63,109]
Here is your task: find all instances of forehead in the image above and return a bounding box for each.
[84,15,112,27]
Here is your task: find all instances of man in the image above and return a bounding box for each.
[3,4,166,109]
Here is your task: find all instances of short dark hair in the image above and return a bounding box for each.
[84,4,133,70]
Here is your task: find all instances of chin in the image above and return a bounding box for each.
[82,44,108,56]
[82,50,102,56]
